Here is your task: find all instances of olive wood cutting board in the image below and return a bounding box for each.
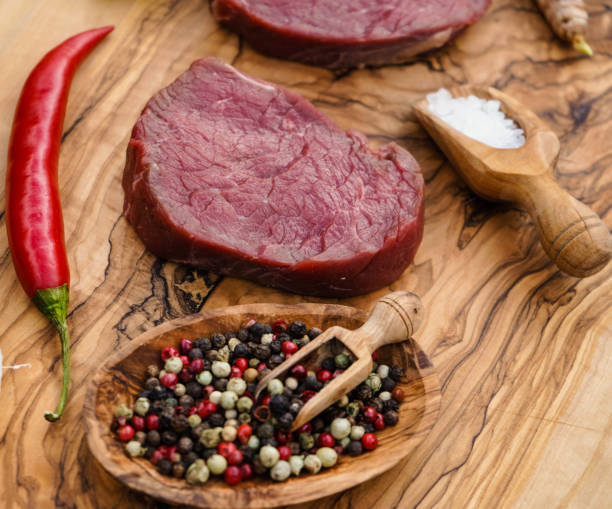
[0,0,611,508]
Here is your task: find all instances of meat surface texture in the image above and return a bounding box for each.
[123,58,424,297]
[210,0,492,69]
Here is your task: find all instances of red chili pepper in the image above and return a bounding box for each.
[6,26,113,421]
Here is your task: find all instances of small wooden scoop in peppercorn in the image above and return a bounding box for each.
[255,291,423,431]
[414,86,612,277]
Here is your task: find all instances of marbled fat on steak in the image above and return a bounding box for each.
[211,0,492,69]
[123,58,424,297]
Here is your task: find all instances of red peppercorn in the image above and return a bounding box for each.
[237,424,252,445]
[361,433,378,450]
[317,369,332,383]
[179,368,193,383]
[275,431,292,445]
[224,465,242,485]
[262,395,271,406]
[161,346,179,362]
[150,449,164,465]
[188,406,198,416]
[117,425,135,442]
[227,449,244,466]
[298,423,312,434]
[146,414,159,431]
[160,372,178,389]
[278,445,291,460]
[371,349,379,361]
[179,338,192,354]
[174,406,184,416]
[374,413,386,430]
[166,446,178,459]
[189,358,205,374]
[332,369,344,379]
[362,406,377,423]
[230,366,243,378]
[198,400,217,419]
[291,364,307,380]
[391,387,405,402]
[202,385,215,398]
[112,416,127,431]
[217,441,238,458]
[240,463,253,480]
[318,433,335,448]
[301,390,316,402]
[281,340,298,355]
[180,355,190,367]
[256,362,267,372]
[131,415,145,432]
[243,318,257,329]
[334,445,344,455]
[234,357,248,372]
[272,319,287,334]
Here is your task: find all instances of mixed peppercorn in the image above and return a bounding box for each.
[111,319,405,485]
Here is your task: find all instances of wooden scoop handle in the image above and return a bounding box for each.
[356,291,424,354]
[518,175,612,277]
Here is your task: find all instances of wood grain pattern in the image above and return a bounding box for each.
[0,0,611,508]
[84,301,440,508]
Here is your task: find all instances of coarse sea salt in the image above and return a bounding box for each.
[427,88,525,149]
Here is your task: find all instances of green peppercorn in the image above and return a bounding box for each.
[196,370,212,385]
[221,425,237,442]
[165,397,178,408]
[228,337,241,351]
[259,445,280,468]
[270,460,291,481]
[238,413,252,424]
[267,378,284,395]
[247,435,260,450]
[257,421,274,439]
[125,440,145,457]
[298,432,315,451]
[316,447,337,468]
[337,395,350,408]
[134,397,150,417]
[334,353,351,369]
[216,345,231,362]
[303,454,322,474]
[346,401,363,418]
[219,391,238,409]
[236,396,253,413]
[209,390,222,405]
[339,436,351,449]
[188,414,202,428]
[114,404,133,419]
[365,373,382,393]
[173,383,186,397]
[199,428,222,448]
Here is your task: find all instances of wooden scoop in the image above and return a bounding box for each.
[414,86,612,277]
[255,291,423,431]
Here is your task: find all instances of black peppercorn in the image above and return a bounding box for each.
[233,343,249,358]
[383,399,400,413]
[354,385,372,401]
[236,328,249,342]
[213,378,228,392]
[134,431,147,445]
[211,333,226,349]
[311,417,325,433]
[240,446,255,464]
[249,322,265,338]
[147,386,164,401]
[172,463,185,478]
[225,331,235,340]
[145,364,160,378]
[260,437,279,448]
[150,400,165,415]
[345,440,363,456]
[246,382,257,395]
[178,436,194,454]
[185,382,203,399]
[368,397,384,413]
[253,344,271,360]
[270,394,290,416]
[182,452,198,466]
[307,327,322,340]
[253,457,266,475]
[160,406,175,428]
[294,337,309,348]
[321,357,335,372]
[269,340,282,354]
[304,375,323,391]
[171,414,190,434]
[161,430,178,446]
[389,365,404,381]
[289,399,303,416]
[202,448,217,460]
[383,410,399,426]
[208,413,225,428]
[288,320,306,338]
[136,390,152,401]
[194,337,211,351]
[179,394,195,409]
[268,354,284,368]
[381,377,396,392]
[187,347,203,360]
[144,446,155,459]
[144,377,160,390]
[289,442,301,455]
[165,398,178,408]
[276,332,291,343]
[277,412,294,429]
[205,350,217,362]
[157,459,173,476]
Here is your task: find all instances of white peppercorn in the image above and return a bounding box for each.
[237,396,253,413]
[134,397,150,417]
[350,425,365,441]
[259,445,280,468]
[173,383,186,397]
[289,455,304,476]
[377,364,390,379]
[248,435,260,450]
[224,409,237,420]
[379,391,391,401]
[125,440,145,457]
[188,414,202,427]
[261,333,274,345]
[267,379,284,395]
[285,377,298,391]
[316,447,337,468]
[164,356,183,374]
[221,425,237,442]
[195,370,212,386]
[228,337,240,351]
[209,390,222,405]
[270,460,291,481]
[227,378,247,395]
[220,391,238,410]
[225,418,239,428]
[304,454,322,474]
[207,454,227,475]
[211,361,231,378]
[330,418,351,440]
[216,346,231,362]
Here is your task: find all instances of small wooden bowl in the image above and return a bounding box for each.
[83,301,441,508]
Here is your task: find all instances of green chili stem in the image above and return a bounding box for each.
[32,285,71,422]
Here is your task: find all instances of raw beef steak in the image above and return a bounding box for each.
[123,58,424,297]
[211,0,492,69]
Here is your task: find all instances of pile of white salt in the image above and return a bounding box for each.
[427,88,525,149]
